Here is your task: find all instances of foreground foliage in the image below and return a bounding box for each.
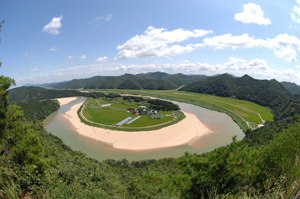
[1,75,300,198]
[178,120,300,198]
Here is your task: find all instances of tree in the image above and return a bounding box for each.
[178,137,265,197]
[0,22,50,197]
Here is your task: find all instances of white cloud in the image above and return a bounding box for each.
[116,26,212,59]
[80,55,87,61]
[90,14,113,24]
[105,14,112,21]
[248,59,269,69]
[31,67,45,72]
[116,27,300,63]
[266,68,300,81]
[266,33,300,62]
[235,3,271,25]
[202,33,266,50]
[109,57,268,74]
[68,55,74,59]
[181,60,190,63]
[42,15,63,35]
[24,53,37,58]
[49,46,57,51]
[292,0,300,23]
[223,57,247,70]
[95,56,108,62]
[202,33,300,62]
[220,57,269,70]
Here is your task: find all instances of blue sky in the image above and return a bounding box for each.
[1,0,300,86]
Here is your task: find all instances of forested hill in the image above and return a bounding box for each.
[8,86,106,103]
[46,72,207,90]
[281,81,300,94]
[18,99,60,121]
[180,74,300,123]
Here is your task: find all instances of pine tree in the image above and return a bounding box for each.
[0,20,50,197]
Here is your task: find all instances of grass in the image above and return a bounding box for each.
[83,107,130,125]
[244,114,263,124]
[123,115,174,127]
[166,91,273,122]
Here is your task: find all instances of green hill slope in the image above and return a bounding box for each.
[180,74,300,123]
[281,81,300,94]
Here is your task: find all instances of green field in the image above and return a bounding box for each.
[82,97,177,128]
[169,91,273,123]
[86,89,274,128]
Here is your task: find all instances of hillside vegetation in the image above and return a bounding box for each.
[180,74,300,123]
[18,99,60,121]
[281,81,300,94]
[8,86,106,103]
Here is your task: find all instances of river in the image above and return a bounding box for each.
[43,97,244,161]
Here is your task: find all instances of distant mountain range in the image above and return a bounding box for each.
[31,72,207,90]
[23,72,300,95]
[280,81,300,94]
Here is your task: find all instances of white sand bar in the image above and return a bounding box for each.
[56,97,78,106]
[61,101,212,151]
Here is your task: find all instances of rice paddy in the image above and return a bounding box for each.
[82,97,177,128]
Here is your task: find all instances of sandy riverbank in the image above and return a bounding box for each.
[56,97,79,106]
[60,100,213,151]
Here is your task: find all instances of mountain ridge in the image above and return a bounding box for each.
[39,72,207,90]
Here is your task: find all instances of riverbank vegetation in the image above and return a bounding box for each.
[17,99,60,121]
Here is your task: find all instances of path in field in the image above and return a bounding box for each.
[151,91,254,129]
[96,99,101,107]
[196,98,254,130]
[201,97,264,124]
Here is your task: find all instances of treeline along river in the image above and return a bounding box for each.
[43,97,244,161]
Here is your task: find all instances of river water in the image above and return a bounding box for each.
[43,97,244,161]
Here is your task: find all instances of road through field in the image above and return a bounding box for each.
[201,97,265,124]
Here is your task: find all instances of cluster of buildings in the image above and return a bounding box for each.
[127,105,158,116]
